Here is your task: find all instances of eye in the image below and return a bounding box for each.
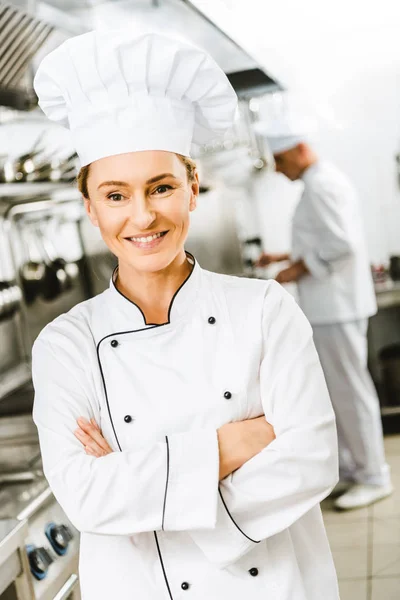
[153,185,173,195]
[107,193,124,202]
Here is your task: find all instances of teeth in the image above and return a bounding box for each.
[129,232,164,243]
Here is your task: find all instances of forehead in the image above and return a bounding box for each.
[88,150,185,183]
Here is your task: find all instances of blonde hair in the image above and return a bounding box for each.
[77,153,196,198]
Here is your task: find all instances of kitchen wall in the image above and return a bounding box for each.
[4,1,400,267]
[192,0,400,266]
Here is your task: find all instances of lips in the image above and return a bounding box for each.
[124,230,168,249]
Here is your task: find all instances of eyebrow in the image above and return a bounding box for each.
[97,173,179,191]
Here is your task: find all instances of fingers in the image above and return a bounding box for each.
[74,417,113,457]
[256,255,270,267]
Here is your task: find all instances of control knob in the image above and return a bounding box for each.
[45,523,74,556]
[26,545,54,580]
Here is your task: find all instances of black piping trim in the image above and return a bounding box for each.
[218,488,261,544]
[96,340,175,598]
[111,251,196,326]
[96,343,122,452]
[162,436,170,531]
[154,532,174,600]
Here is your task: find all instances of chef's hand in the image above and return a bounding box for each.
[217,416,275,480]
[276,260,308,284]
[256,252,290,267]
[74,417,113,457]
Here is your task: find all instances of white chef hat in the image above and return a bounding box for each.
[253,113,317,155]
[254,115,316,154]
[34,30,237,166]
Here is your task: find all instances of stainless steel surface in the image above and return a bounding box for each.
[31,0,280,93]
[0,519,27,562]
[0,474,80,600]
[16,487,52,522]
[52,574,79,600]
[0,518,33,599]
[0,1,53,97]
[375,280,400,309]
[0,282,22,321]
[0,363,32,404]
[185,186,244,275]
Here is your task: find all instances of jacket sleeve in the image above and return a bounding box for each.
[32,332,220,536]
[189,282,338,568]
[296,186,353,279]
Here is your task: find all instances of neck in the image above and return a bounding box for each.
[116,250,192,324]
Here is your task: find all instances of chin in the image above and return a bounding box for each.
[123,247,182,274]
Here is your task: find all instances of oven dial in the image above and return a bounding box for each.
[45,522,74,556]
[26,545,54,580]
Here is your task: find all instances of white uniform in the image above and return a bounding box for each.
[292,161,389,485]
[32,258,339,600]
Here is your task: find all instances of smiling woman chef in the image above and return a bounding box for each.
[31,29,339,600]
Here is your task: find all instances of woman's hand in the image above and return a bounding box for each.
[74,417,113,457]
[217,416,275,480]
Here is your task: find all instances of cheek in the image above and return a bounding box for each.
[94,204,127,236]
[163,193,191,227]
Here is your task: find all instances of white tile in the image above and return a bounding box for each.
[322,500,369,525]
[331,547,368,580]
[371,577,400,600]
[384,435,400,456]
[372,545,400,577]
[372,485,400,518]
[373,516,400,545]
[338,579,367,600]
[326,520,369,549]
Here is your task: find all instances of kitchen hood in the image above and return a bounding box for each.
[0,1,53,110]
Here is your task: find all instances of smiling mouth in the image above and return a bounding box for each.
[125,231,168,244]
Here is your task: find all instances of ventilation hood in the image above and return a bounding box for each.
[0,0,282,111]
[0,1,53,110]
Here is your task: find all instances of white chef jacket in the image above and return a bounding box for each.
[292,161,377,325]
[32,257,339,600]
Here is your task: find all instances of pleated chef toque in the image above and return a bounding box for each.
[253,91,320,155]
[253,112,317,155]
[34,30,238,166]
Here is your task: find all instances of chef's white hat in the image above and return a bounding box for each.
[34,30,237,166]
[253,113,317,155]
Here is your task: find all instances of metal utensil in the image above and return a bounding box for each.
[0,281,22,321]
[19,227,46,304]
[35,222,71,301]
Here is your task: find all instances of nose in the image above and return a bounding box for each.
[130,195,156,230]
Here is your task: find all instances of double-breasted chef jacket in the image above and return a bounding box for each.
[32,255,339,600]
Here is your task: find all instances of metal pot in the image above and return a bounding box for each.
[19,228,47,305]
[0,281,22,321]
[35,223,72,301]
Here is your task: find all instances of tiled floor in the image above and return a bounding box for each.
[322,434,400,599]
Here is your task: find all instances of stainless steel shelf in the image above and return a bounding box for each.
[381,405,400,417]
[375,281,400,309]
[0,182,79,198]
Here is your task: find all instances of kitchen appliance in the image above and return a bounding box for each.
[0,182,112,600]
[389,255,400,281]
[0,437,80,600]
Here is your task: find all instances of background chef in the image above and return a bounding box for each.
[32,29,339,600]
[256,112,393,510]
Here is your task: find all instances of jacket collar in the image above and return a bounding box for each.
[108,252,201,329]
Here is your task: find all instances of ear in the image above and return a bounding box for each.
[84,197,99,227]
[189,171,199,212]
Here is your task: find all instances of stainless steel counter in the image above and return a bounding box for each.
[375,280,400,309]
[0,517,34,598]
